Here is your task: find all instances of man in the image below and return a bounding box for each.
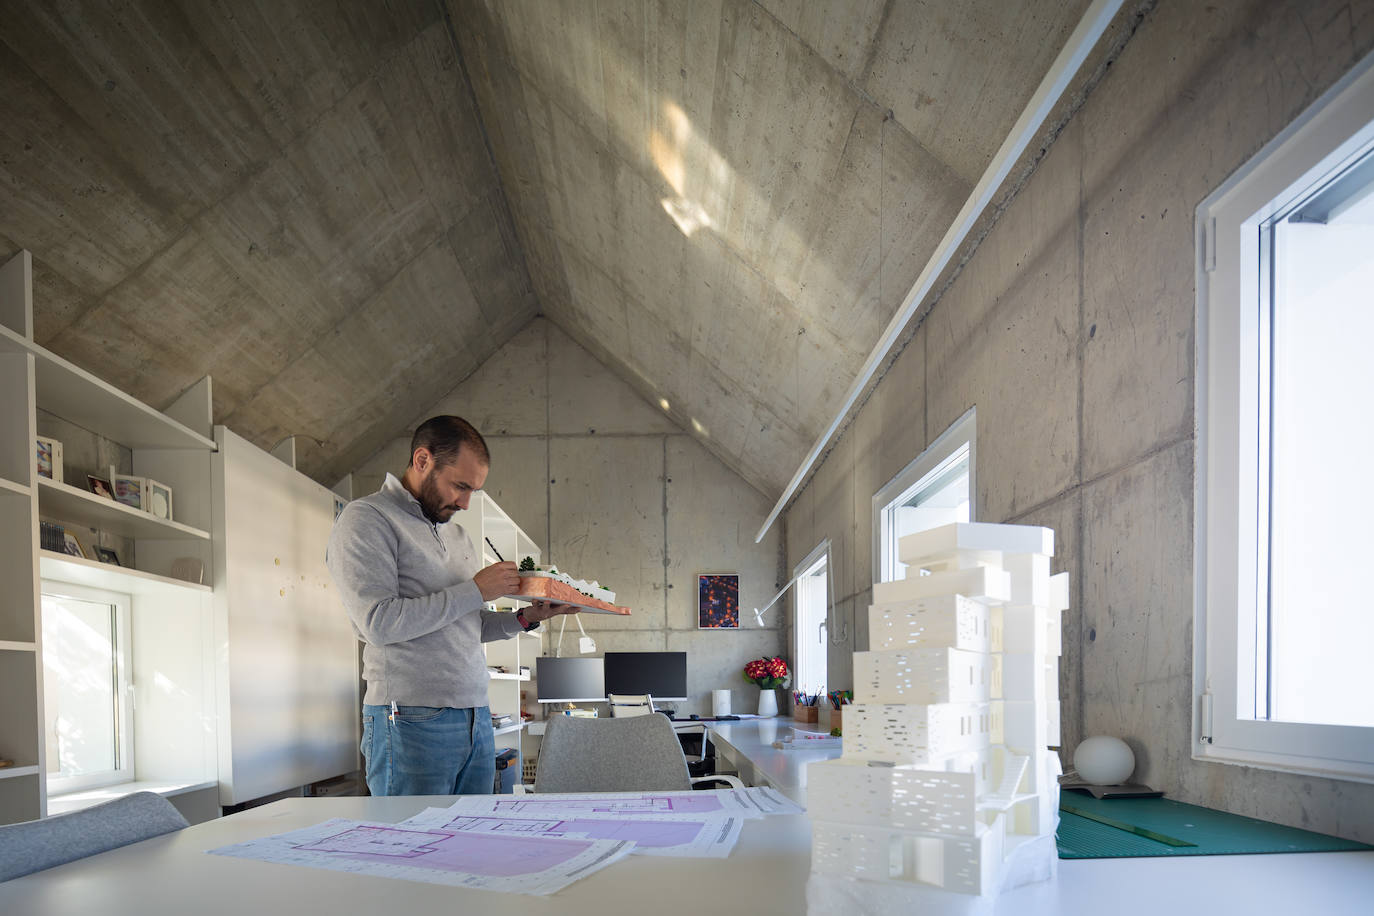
[328,415,577,795]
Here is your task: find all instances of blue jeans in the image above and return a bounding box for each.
[360,704,495,796]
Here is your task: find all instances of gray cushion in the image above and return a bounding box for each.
[0,791,189,882]
[535,714,693,793]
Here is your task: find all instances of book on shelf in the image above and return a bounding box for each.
[40,520,65,553]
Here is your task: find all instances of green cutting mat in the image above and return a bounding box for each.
[1056,792,1373,858]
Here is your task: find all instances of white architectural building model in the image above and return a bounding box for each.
[807,522,1067,914]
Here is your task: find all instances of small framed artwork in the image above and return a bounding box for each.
[171,556,205,585]
[698,573,740,629]
[93,545,121,566]
[111,473,146,510]
[145,479,173,520]
[87,474,115,500]
[35,436,63,483]
[61,531,86,559]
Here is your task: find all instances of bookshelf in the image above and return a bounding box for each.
[0,249,218,825]
[474,492,543,759]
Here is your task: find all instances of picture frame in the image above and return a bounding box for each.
[697,573,740,629]
[61,531,86,559]
[171,556,204,585]
[87,474,115,500]
[35,435,63,483]
[92,545,121,566]
[110,470,146,511]
[145,478,173,520]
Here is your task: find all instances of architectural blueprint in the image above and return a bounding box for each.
[206,817,632,895]
[399,806,743,857]
[437,786,803,819]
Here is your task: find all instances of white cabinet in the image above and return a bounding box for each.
[0,250,218,825]
[210,427,360,806]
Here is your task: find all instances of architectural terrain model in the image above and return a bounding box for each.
[513,559,632,616]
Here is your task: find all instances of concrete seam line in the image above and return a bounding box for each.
[754,0,1131,543]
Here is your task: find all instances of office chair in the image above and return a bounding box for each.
[531,713,743,793]
[607,693,656,717]
[0,791,189,882]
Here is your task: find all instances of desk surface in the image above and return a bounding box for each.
[707,717,841,803]
[1,796,1371,915]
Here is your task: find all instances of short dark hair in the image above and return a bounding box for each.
[409,415,490,469]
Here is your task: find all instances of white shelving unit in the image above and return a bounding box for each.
[0,249,219,825]
[472,492,543,760]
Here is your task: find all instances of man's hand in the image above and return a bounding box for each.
[473,561,521,601]
[523,600,580,623]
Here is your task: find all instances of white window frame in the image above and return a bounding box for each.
[41,580,135,795]
[792,541,830,696]
[872,407,976,584]
[1195,52,1374,783]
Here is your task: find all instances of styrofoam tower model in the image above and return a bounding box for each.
[807,522,1067,915]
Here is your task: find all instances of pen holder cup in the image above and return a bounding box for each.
[822,706,843,733]
[794,704,818,724]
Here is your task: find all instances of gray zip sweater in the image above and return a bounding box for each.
[327,473,522,708]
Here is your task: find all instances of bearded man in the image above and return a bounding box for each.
[328,415,577,795]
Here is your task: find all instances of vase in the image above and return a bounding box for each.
[757,688,778,717]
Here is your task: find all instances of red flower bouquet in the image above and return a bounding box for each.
[742,656,790,690]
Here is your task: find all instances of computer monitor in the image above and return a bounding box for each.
[535,657,605,703]
[602,651,688,702]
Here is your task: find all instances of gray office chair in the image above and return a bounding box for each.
[0,791,189,882]
[533,713,743,792]
[607,693,655,717]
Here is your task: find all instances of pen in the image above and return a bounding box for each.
[484,537,505,562]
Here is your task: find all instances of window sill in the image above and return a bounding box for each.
[47,779,218,817]
[1195,742,1374,785]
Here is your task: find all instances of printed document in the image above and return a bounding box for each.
[437,786,803,819]
[207,817,631,895]
[400,806,743,858]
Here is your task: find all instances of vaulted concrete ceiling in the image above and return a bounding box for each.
[0,0,1093,496]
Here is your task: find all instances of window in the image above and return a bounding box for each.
[873,408,975,584]
[1195,52,1374,782]
[41,582,133,794]
[793,543,830,695]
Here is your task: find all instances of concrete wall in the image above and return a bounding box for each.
[783,0,1374,842]
[351,317,785,717]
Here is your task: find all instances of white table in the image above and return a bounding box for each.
[0,795,810,915]
[1,795,1371,915]
[706,717,841,803]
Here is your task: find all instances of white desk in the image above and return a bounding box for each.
[0,796,1371,915]
[707,717,841,803]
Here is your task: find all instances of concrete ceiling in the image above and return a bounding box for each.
[0,0,1093,496]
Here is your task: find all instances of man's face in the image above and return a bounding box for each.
[415,447,488,524]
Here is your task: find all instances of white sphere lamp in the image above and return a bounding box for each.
[1074,735,1135,785]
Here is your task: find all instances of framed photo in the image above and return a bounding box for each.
[145,479,173,520]
[93,545,121,566]
[61,531,86,559]
[171,556,204,585]
[110,472,146,510]
[698,573,740,629]
[35,436,63,483]
[87,474,115,500]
